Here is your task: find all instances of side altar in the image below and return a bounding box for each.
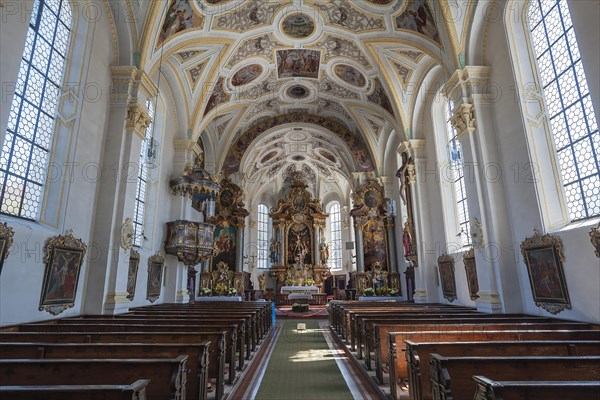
[268,173,331,294]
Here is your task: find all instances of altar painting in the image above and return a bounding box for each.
[211,225,236,271]
[287,224,312,265]
[363,219,387,272]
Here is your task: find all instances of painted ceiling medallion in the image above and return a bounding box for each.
[395,0,441,44]
[364,0,394,4]
[287,85,309,99]
[231,64,263,87]
[333,64,367,88]
[281,13,315,39]
[276,49,320,79]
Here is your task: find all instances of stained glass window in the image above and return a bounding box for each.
[0,0,72,219]
[328,202,342,270]
[257,204,269,269]
[446,100,471,247]
[528,0,599,220]
[133,100,154,247]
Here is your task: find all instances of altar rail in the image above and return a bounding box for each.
[275,293,328,306]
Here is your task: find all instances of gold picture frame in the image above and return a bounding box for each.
[438,253,457,302]
[0,222,15,276]
[126,249,140,301]
[463,248,479,300]
[147,253,165,303]
[520,229,571,314]
[39,230,87,315]
[590,222,600,259]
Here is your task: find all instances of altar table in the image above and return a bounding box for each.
[280,285,319,294]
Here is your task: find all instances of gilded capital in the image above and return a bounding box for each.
[451,103,476,138]
[126,103,152,140]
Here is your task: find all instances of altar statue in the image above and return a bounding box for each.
[319,241,329,264]
[258,274,266,290]
[269,239,280,264]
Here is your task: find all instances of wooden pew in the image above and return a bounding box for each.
[0,379,150,400]
[357,314,556,369]
[9,322,240,384]
[0,331,226,400]
[0,357,188,400]
[472,375,600,400]
[430,354,600,400]
[372,320,592,383]
[0,342,210,400]
[387,329,600,400]
[404,340,600,400]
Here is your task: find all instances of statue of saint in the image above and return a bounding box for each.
[319,241,329,264]
[258,274,266,290]
[269,239,279,264]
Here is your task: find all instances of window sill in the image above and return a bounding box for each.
[555,217,600,234]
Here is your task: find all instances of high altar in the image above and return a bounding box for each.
[269,173,331,294]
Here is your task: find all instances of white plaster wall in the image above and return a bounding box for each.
[0,0,114,325]
[485,0,599,322]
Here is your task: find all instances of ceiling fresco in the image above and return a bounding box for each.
[142,0,458,177]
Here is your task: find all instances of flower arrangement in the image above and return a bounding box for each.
[305,278,314,286]
[388,288,399,297]
[292,303,309,313]
[363,287,375,297]
[286,278,296,286]
[375,287,389,296]
[227,287,238,296]
[200,287,212,296]
[214,283,227,296]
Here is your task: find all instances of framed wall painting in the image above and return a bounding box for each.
[147,253,165,303]
[590,222,600,258]
[39,231,87,315]
[520,229,571,314]
[0,222,14,276]
[437,253,457,302]
[463,248,479,300]
[126,250,140,301]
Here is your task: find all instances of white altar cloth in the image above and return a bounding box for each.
[288,293,313,301]
[357,296,406,301]
[196,296,242,302]
[280,285,319,294]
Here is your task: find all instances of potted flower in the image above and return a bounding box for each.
[305,278,314,286]
[388,288,399,297]
[375,287,388,297]
[227,287,238,296]
[199,287,212,297]
[292,303,309,313]
[286,278,296,286]
[214,283,227,296]
[363,287,375,297]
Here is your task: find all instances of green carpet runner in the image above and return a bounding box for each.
[254,319,354,400]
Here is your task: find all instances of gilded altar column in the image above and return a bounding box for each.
[278,221,286,265]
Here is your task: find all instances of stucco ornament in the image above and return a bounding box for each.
[470,218,484,249]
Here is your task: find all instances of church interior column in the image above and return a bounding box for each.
[447,66,516,313]
[85,67,153,315]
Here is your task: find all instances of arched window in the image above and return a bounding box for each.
[445,100,471,247]
[328,202,343,270]
[0,0,72,220]
[257,204,269,269]
[527,0,599,221]
[132,100,154,247]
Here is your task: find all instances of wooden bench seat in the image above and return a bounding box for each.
[472,375,600,400]
[371,320,591,383]
[430,354,600,400]
[9,322,240,384]
[387,329,600,400]
[404,340,600,400]
[0,331,226,400]
[0,379,150,400]
[0,342,210,400]
[0,357,188,400]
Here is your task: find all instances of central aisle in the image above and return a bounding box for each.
[253,319,355,400]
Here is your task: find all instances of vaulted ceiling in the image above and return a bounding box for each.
[138,0,469,182]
